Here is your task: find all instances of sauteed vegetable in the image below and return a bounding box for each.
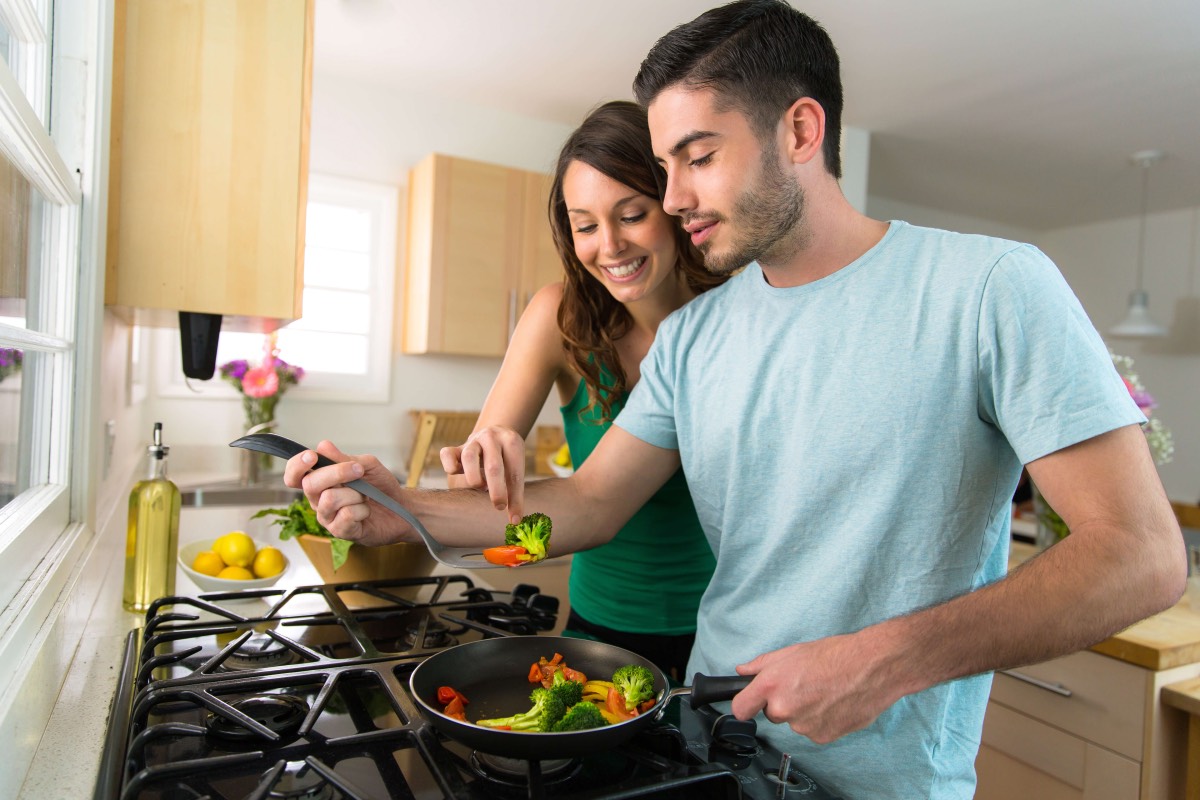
[612,665,656,711]
[529,652,587,686]
[478,672,582,731]
[437,686,468,721]
[436,653,656,733]
[482,512,553,566]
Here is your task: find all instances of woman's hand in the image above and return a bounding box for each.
[440,425,527,523]
[282,440,414,546]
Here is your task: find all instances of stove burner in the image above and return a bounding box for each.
[402,618,459,650]
[224,632,298,671]
[206,694,309,743]
[470,751,579,787]
[267,762,334,800]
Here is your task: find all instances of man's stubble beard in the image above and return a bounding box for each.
[699,139,807,275]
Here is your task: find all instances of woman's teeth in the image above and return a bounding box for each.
[606,257,645,278]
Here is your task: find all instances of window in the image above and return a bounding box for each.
[0,0,90,669]
[155,173,399,402]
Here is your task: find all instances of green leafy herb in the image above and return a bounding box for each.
[253,495,353,570]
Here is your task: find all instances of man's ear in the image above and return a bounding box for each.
[781,96,825,167]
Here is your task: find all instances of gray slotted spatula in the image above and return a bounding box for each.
[229,432,503,569]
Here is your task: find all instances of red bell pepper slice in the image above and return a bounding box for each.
[483,545,530,567]
[607,687,636,720]
[436,686,468,706]
[443,694,467,721]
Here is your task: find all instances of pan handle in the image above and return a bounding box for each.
[689,674,753,708]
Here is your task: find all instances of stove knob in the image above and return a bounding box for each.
[711,713,759,755]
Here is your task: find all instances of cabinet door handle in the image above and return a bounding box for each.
[999,669,1073,697]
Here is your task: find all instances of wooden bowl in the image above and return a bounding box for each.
[296,534,437,583]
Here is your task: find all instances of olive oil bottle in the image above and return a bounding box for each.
[122,422,181,613]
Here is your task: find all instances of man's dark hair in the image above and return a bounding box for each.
[633,0,844,178]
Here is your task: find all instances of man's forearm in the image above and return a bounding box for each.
[871,516,1186,699]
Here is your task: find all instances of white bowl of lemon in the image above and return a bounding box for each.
[547,441,573,478]
[180,532,289,592]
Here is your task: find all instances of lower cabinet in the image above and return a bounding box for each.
[976,704,1140,800]
[975,648,1199,800]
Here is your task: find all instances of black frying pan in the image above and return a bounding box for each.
[409,635,751,759]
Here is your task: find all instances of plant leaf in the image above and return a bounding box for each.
[329,537,352,570]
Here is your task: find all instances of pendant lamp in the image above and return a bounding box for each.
[1110,150,1168,338]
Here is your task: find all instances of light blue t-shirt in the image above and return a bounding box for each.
[615,221,1142,800]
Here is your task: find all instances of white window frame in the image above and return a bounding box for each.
[0,0,100,757]
[152,173,398,403]
[0,0,81,613]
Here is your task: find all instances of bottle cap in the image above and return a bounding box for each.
[148,421,170,459]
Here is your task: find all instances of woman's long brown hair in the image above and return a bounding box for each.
[549,100,726,423]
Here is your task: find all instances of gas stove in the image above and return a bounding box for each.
[94,575,839,800]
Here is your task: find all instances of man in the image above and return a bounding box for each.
[285,2,1185,797]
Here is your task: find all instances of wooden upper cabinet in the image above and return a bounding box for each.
[402,154,563,356]
[105,0,313,330]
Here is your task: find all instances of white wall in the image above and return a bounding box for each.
[1038,207,1200,503]
[146,73,578,477]
[867,195,1038,242]
[840,126,870,214]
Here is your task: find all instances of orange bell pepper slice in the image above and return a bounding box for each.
[483,545,530,567]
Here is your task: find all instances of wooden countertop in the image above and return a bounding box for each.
[1009,540,1200,671]
[1162,675,1200,716]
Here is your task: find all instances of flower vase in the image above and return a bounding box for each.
[239,419,277,484]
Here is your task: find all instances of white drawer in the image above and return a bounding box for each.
[989,649,1147,760]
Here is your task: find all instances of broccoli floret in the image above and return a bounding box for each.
[612,665,656,712]
[504,512,553,562]
[477,686,566,732]
[551,702,608,732]
[549,670,583,707]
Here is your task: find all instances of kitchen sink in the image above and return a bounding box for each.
[179,482,301,508]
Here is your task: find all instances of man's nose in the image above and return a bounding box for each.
[662,172,693,218]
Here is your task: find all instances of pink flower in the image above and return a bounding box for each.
[242,366,280,398]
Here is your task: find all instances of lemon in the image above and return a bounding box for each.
[251,546,286,579]
[213,531,256,568]
[553,442,571,467]
[191,550,225,577]
[216,565,255,581]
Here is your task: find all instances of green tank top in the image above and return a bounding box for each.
[560,367,715,634]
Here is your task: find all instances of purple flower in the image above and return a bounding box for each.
[220,359,250,380]
[1131,389,1156,412]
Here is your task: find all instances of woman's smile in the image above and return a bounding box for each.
[603,256,648,281]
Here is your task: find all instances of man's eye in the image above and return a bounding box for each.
[689,153,713,168]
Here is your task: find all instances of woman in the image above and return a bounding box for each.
[441,101,728,679]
